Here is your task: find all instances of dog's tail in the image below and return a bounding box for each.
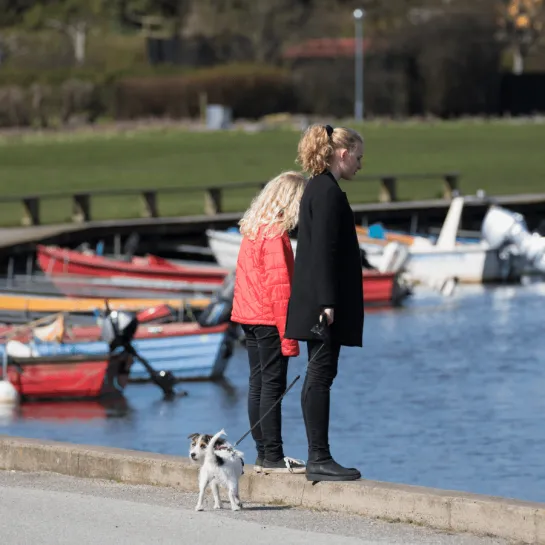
[205,428,226,463]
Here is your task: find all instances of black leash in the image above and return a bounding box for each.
[233,343,325,449]
[233,374,301,449]
[233,314,330,449]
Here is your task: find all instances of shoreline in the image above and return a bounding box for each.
[1,434,543,544]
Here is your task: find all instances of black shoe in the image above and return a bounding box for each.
[306,459,361,482]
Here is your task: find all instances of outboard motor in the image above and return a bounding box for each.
[100,302,177,398]
[100,310,138,349]
[197,271,235,327]
[481,205,545,273]
[377,241,409,273]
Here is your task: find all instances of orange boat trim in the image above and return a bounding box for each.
[0,294,211,313]
[356,225,415,246]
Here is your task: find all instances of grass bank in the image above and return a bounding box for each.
[0,120,543,226]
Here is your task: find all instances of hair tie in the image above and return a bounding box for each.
[324,124,334,138]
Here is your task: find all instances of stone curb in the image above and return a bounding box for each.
[1,435,543,543]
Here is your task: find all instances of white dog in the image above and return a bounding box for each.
[188,428,244,511]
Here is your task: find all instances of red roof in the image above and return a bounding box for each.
[283,38,373,59]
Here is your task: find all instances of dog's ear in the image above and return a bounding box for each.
[202,434,212,443]
[187,433,200,441]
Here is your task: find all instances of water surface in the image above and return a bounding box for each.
[2,283,544,503]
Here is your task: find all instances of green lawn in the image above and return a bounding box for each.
[0,120,543,226]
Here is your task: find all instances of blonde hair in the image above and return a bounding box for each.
[297,124,363,177]
[239,171,307,240]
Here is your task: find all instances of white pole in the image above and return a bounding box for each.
[353,8,365,121]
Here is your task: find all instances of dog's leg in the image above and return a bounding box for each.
[195,471,209,511]
[234,482,242,508]
[228,484,242,511]
[210,479,222,509]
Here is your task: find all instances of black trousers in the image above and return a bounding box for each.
[302,339,341,462]
[242,324,288,462]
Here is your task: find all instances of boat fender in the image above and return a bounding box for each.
[0,380,18,405]
[6,340,37,358]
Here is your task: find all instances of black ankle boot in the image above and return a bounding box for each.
[306,459,361,482]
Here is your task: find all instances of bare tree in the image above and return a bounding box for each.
[120,0,190,37]
[184,0,337,64]
[23,0,112,65]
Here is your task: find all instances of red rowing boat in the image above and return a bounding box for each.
[3,309,235,383]
[362,270,409,307]
[36,245,409,307]
[6,351,133,401]
[37,245,229,286]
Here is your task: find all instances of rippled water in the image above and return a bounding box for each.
[2,282,545,503]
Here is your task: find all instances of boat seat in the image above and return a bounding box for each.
[33,315,66,343]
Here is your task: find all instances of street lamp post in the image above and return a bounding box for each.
[353,8,365,121]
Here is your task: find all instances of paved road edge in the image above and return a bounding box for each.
[1,435,543,543]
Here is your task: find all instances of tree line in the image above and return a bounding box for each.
[0,1,541,70]
[0,0,543,122]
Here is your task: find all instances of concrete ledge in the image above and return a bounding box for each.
[1,435,543,544]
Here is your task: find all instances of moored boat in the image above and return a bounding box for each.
[0,272,220,301]
[37,244,229,285]
[0,292,210,323]
[363,270,410,307]
[206,229,410,307]
[2,315,236,383]
[4,350,133,402]
[382,197,526,285]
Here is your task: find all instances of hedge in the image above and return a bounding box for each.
[0,63,298,127]
[114,64,298,120]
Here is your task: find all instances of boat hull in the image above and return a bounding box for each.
[6,352,132,401]
[0,293,210,316]
[206,230,407,306]
[362,271,408,306]
[400,247,524,284]
[2,323,234,382]
[37,245,228,285]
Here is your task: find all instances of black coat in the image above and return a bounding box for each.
[285,171,364,347]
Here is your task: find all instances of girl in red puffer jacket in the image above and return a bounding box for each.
[231,170,307,474]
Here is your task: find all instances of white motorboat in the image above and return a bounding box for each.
[206,196,532,287]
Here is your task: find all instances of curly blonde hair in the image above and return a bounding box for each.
[297,124,363,176]
[239,171,307,240]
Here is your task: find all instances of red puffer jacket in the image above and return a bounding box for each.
[231,230,299,357]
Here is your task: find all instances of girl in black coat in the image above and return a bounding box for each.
[285,123,364,482]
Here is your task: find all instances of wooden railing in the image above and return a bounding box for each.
[0,172,459,227]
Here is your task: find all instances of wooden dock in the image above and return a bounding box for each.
[0,171,460,255]
[1,192,545,258]
[0,212,243,255]
[0,171,460,227]
[0,224,86,252]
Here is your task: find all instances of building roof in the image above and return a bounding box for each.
[283,38,373,59]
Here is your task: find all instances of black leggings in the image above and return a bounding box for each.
[301,339,341,462]
[242,324,288,462]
